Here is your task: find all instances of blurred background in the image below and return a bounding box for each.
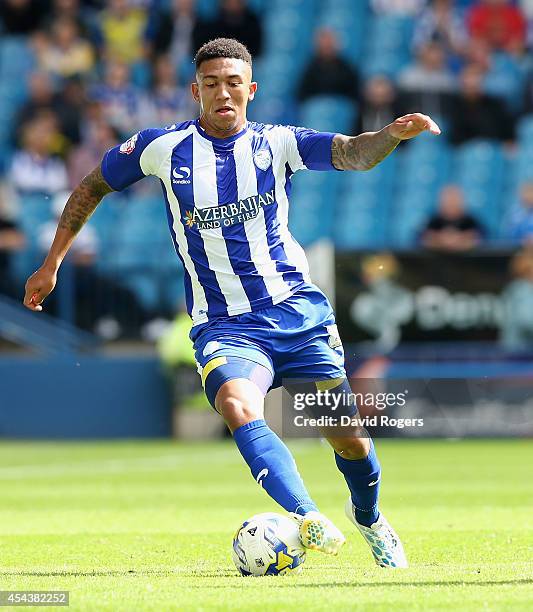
[0,0,532,439]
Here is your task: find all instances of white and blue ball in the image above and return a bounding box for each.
[232,512,306,576]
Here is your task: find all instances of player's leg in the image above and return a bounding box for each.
[209,372,344,555]
[193,313,344,555]
[274,284,406,566]
[310,378,382,529]
[206,366,319,517]
[304,377,407,568]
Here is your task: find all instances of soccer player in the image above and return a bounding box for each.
[24,38,440,568]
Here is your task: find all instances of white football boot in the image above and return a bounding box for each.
[291,511,346,555]
[345,498,408,568]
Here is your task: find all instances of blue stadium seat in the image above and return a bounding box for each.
[361,14,413,77]
[316,0,369,64]
[299,96,357,133]
[514,145,533,182]
[333,154,396,249]
[483,52,526,114]
[289,171,341,245]
[450,140,506,236]
[517,114,533,146]
[16,194,54,240]
[0,36,35,82]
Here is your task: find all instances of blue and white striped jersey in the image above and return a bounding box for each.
[101,119,337,326]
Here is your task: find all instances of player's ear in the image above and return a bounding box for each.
[191,81,200,104]
[249,81,257,101]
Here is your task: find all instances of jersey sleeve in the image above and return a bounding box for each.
[101,128,163,191]
[285,126,337,172]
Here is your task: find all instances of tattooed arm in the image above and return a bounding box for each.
[331,113,441,171]
[23,164,114,310]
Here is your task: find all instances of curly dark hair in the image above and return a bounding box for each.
[194,38,252,71]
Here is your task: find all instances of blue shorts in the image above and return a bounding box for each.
[190,283,346,408]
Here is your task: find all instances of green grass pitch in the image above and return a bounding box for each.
[0,439,531,611]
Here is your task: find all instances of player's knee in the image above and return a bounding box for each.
[219,396,262,431]
[215,380,264,431]
[330,434,371,460]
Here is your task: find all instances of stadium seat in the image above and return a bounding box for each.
[289,171,341,245]
[299,96,357,134]
[316,0,369,64]
[361,14,413,77]
[16,194,54,240]
[517,114,533,146]
[451,140,505,236]
[483,52,526,115]
[333,154,396,249]
[0,36,35,82]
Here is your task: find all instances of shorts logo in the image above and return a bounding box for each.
[326,324,342,349]
[119,133,139,154]
[172,166,191,184]
[253,149,272,171]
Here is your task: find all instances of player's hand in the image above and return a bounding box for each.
[387,113,441,140]
[23,266,57,311]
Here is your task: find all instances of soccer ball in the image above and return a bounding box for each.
[232,512,306,576]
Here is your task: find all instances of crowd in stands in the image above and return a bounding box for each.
[2,0,533,336]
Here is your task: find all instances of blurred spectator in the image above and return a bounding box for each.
[67,120,119,188]
[9,115,68,197]
[0,203,25,301]
[464,37,492,72]
[397,41,456,119]
[506,182,533,245]
[371,0,425,15]
[357,75,401,133]
[412,0,468,58]
[467,0,527,54]
[36,17,95,79]
[421,185,485,251]
[500,247,533,350]
[297,29,359,103]
[58,76,88,146]
[449,64,514,144]
[462,37,525,115]
[145,0,196,64]
[519,0,533,47]
[0,0,46,35]
[196,0,263,58]
[44,0,91,35]
[139,55,197,128]
[89,61,141,138]
[99,0,148,64]
[15,72,84,149]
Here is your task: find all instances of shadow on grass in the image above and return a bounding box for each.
[186,577,533,588]
[1,570,531,589]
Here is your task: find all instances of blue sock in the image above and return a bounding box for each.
[335,440,381,527]
[233,419,318,515]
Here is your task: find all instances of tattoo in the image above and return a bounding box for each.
[331,129,401,171]
[58,164,114,233]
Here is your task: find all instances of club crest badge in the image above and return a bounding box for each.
[253,149,272,171]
